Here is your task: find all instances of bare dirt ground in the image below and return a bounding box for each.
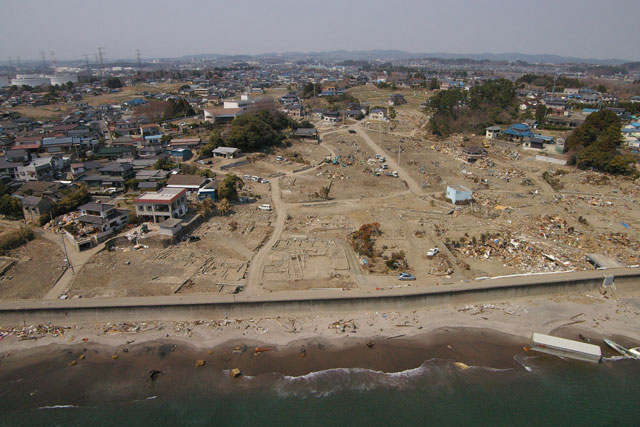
[68,198,275,298]
[10,83,184,120]
[280,131,407,203]
[0,237,66,299]
[39,86,640,298]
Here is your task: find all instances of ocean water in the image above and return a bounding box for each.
[2,356,639,426]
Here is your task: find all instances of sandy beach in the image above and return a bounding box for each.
[1,290,638,374]
[0,289,639,421]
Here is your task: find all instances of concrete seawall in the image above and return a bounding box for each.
[0,268,638,325]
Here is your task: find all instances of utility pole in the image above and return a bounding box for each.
[60,233,74,275]
[398,145,401,166]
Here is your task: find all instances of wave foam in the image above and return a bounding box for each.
[38,405,78,410]
[268,359,511,398]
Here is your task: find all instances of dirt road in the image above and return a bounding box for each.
[353,123,424,195]
[245,180,285,294]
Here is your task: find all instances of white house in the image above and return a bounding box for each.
[369,108,388,121]
[77,202,129,234]
[446,185,472,204]
[485,126,501,140]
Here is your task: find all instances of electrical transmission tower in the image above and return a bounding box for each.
[49,51,56,71]
[97,47,105,83]
[40,51,48,70]
[83,54,90,72]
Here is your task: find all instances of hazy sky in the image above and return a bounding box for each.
[2,0,639,62]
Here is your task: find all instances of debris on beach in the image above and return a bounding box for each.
[103,322,143,334]
[454,362,469,370]
[148,370,164,382]
[0,323,71,340]
[253,347,271,356]
[232,345,246,354]
[111,354,119,360]
[195,359,206,367]
[329,319,357,333]
[230,368,242,378]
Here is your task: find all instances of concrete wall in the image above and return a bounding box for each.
[1,269,637,325]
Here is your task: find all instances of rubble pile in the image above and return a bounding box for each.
[43,212,81,233]
[0,323,72,339]
[455,231,580,272]
[329,319,357,333]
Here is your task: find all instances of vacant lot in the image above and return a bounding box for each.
[0,237,65,299]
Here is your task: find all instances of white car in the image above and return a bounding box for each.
[258,204,272,211]
[275,156,284,161]
[426,248,439,257]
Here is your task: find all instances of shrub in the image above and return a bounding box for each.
[0,226,34,254]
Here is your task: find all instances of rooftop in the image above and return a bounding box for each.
[134,187,186,204]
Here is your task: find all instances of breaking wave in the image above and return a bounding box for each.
[37,405,78,410]
[236,359,513,398]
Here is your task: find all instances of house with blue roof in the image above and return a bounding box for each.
[501,123,534,141]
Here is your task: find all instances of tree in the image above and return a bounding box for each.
[226,110,292,151]
[388,106,396,120]
[217,198,230,216]
[153,158,176,170]
[428,77,439,90]
[566,110,635,175]
[198,198,216,218]
[105,77,123,89]
[319,181,332,200]
[535,104,547,124]
[0,195,23,219]
[217,174,243,201]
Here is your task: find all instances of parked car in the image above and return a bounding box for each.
[188,235,201,242]
[426,248,439,257]
[275,156,284,161]
[258,204,272,211]
[348,129,356,134]
[397,273,416,281]
[392,171,399,178]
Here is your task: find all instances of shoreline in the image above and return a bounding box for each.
[0,325,637,411]
[1,290,639,410]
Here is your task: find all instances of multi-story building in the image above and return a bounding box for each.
[134,188,188,223]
